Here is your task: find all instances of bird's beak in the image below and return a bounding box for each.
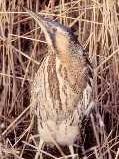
[25,8,55,49]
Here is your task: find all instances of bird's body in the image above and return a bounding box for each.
[32,54,79,145]
[27,9,93,159]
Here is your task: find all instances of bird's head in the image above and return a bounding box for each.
[26,9,78,56]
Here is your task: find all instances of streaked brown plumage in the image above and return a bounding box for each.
[27,9,94,159]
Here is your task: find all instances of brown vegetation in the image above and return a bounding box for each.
[0,0,119,158]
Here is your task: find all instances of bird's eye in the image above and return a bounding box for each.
[52,28,57,32]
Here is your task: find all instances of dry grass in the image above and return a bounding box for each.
[0,0,119,158]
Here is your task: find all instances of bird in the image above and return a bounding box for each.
[26,9,94,159]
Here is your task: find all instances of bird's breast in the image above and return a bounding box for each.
[31,53,82,119]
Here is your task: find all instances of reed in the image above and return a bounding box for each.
[0,0,119,158]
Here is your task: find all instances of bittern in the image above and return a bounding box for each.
[27,9,94,159]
